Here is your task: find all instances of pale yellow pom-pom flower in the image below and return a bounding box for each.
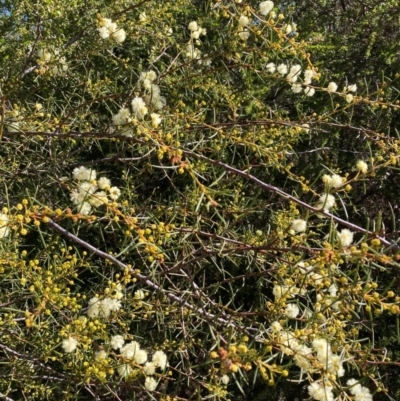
[356,160,368,174]
[337,228,354,247]
[291,219,307,232]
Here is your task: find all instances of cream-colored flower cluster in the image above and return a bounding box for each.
[347,379,373,401]
[110,334,167,391]
[185,42,202,59]
[322,173,343,188]
[327,82,338,93]
[87,296,122,318]
[238,15,250,41]
[284,23,297,35]
[291,218,307,233]
[295,262,341,310]
[131,97,149,119]
[337,228,354,247]
[326,81,357,103]
[112,71,165,134]
[188,21,206,39]
[238,2,275,41]
[284,303,299,318]
[62,319,168,393]
[344,83,357,103]
[273,284,301,302]
[0,213,10,239]
[270,325,348,400]
[134,289,146,300]
[276,331,345,380]
[265,61,357,102]
[86,284,124,318]
[356,160,368,174]
[37,48,68,76]
[303,69,316,95]
[112,108,131,126]
[139,71,166,111]
[308,380,335,401]
[70,166,121,215]
[312,283,341,311]
[265,63,316,96]
[272,284,304,302]
[98,17,126,43]
[316,193,335,212]
[265,254,377,401]
[62,336,78,353]
[272,261,342,320]
[259,1,274,16]
[185,21,207,60]
[86,288,166,391]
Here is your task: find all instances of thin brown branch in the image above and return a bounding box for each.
[45,218,259,335]
[181,149,400,252]
[0,344,69,379]
[9,130,399,251]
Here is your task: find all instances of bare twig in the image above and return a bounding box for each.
[0,344,68,379]
[6,129,398,250]
[181,149,400,252]
[46,219,259,335]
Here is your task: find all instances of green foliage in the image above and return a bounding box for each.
[0,0,400,400]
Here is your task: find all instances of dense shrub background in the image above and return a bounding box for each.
[1,0,400,400]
